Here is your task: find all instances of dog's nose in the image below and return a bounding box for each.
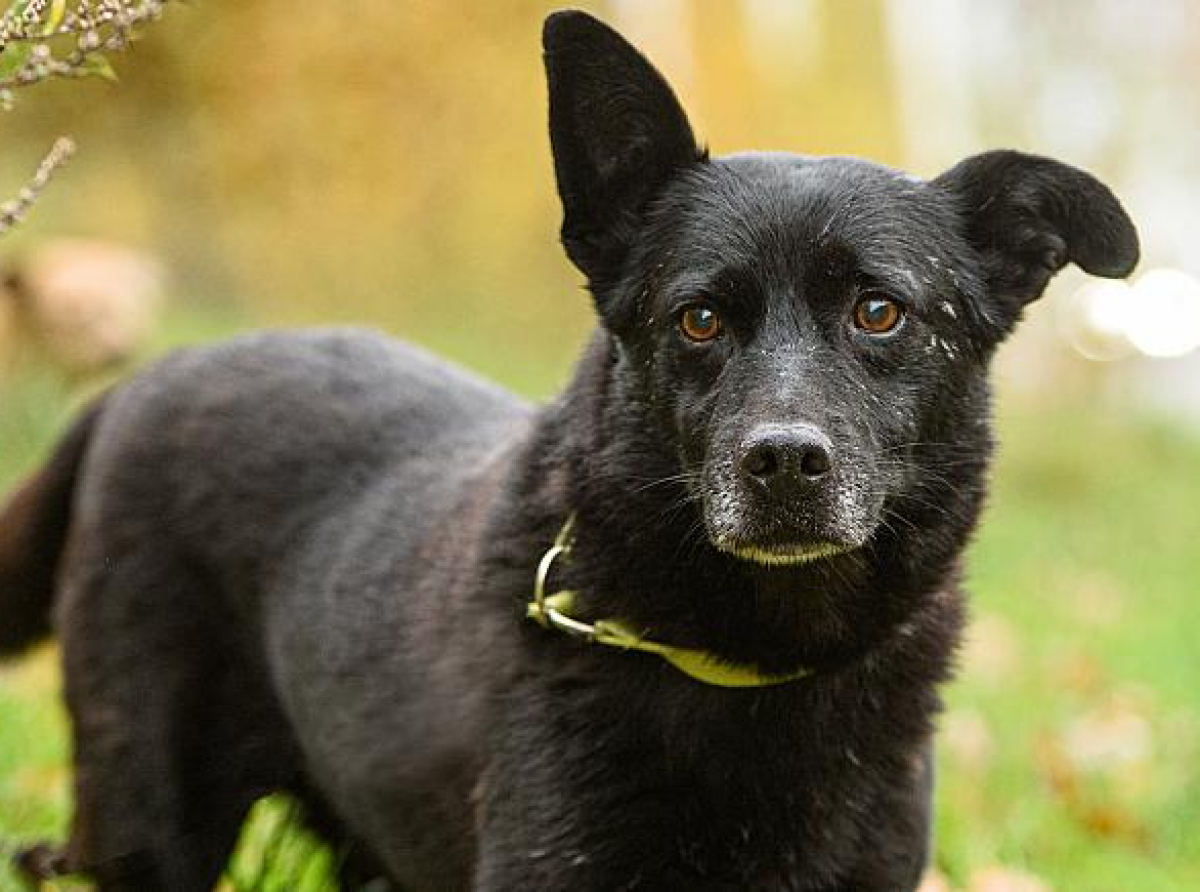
[738,424,833,492]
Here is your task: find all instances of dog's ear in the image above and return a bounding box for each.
[543,10,702,297]
[934,150,1139,333]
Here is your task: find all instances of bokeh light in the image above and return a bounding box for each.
[1125,268,1200,358]
[1064,268,1200,361]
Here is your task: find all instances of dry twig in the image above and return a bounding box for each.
[0,0,165,235]
[0,134,74,235]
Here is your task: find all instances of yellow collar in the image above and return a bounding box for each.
[525,516,812,689]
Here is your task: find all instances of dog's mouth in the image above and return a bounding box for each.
[696,462,880,567]
[712,538,858,567]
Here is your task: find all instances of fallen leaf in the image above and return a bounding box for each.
[1062,696,1152,772]
[941,709,995,771]
[961,613,1020,685]
[968,865,1052,892]
[918,868,954,892]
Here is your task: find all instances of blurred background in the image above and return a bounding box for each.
[0,1,1198,890]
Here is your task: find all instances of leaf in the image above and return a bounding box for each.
[0,0,45,82]
[78,53,118,82]
[0,41,34,82]
[4,0,35,18]
[918,871,954,892]
[3,0,42,31]
[968,867,1052,892]
[42,0,67,37]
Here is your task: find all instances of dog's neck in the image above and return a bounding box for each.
[524,330,983,677]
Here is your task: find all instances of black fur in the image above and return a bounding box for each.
[0,10,1138,891]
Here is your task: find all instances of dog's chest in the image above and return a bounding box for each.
[554,681,889,887]
[663,740,871,886]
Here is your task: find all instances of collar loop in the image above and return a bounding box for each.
[526,516,812,689]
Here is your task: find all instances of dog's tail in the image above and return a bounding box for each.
[0,398,105,657]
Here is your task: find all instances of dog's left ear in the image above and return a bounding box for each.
[543,11,703,299]
[934,150,1139,332]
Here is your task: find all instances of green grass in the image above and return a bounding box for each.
[934,405,1200,890]
[2,314,1198,889]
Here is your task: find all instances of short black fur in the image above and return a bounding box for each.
[0,9,1138,891]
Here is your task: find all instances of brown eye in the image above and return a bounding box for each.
[852,295,905,335]
[680,304,723,343]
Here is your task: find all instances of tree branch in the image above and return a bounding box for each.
[0,135,75,235]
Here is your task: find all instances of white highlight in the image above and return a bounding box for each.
[1063,268,1200,360]
[1126,269,1200,358]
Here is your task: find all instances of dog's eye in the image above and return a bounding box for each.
[679,304,723,343]
[852,295,905,335]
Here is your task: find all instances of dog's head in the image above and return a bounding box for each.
[543,11,1137,567]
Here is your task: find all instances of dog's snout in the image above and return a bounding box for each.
[737,424,834,492]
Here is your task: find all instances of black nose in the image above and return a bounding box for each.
[738,424,834,491]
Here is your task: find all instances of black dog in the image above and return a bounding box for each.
[0,10,1137,891]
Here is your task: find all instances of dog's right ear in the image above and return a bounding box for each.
[544,10,702,297]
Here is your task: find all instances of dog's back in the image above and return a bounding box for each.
[72,328,528,601]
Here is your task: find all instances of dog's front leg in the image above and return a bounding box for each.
[829,742,935,892]
[472,781,647,892]
[473,758,755,892]
[471,734,705,892]
[474,847,743,892]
